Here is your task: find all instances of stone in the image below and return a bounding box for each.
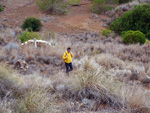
[141,77,150,86]
[92,13,98,18]
[40,16,51,22]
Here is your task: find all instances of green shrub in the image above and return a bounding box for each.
[123,30,146,44]
[110,4,150,36]
[18,30,40,43]
[21,17,42,31]
[36,0,69,14]
[102,29,112,37]
[68,0,81,6]
[0,4,3,12]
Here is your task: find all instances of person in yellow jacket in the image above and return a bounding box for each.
[63,47,74,75]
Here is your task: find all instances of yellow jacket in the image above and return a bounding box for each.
[63,51,73,63]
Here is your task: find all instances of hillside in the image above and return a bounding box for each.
[0,0,150,113]
[0,0,108,33]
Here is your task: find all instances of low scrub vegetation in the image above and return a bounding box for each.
[90,0,131,14]
[21,17,42,31]
[1,26,150,112]
[110,4,150,37]
[36,0,69,14]
[90,0,113,14]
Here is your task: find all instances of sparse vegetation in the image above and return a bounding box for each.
[90,0,107,13]
[36,0,69,14]
[90,0,115,14]
[110,4,150,36]
[21,17,42,31]
[122,30,146,45]
[69,0,81,6]
[102,28,111,37]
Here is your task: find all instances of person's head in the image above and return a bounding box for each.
[67,47,71,53]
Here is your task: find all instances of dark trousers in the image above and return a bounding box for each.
[65,62,73,73]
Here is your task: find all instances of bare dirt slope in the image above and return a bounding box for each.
[0,0,109,33]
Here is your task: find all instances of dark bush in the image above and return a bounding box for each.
[21,17,42,31]
[123,30,146,44]
[146,33,150,40]
[110,4,150,36]
[118,0,132,4]
[0,4,3,12]
[105,0,130,4]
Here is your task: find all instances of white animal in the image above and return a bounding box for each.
[21,38,51,48]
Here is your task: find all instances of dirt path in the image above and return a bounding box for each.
[0,0,109,34]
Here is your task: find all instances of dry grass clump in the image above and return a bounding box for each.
[0,27,21,46]
[0,64,22,99]
[95,41,150,64]
[0,64,62,113]
[16,88,59,113]
[95,53,125,70]
[119,83,150,113]
[54,59,124,111]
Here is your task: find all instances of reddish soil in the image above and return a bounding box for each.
[0,0,109,34]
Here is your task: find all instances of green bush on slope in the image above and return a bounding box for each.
[110,4,150,37]
[21,17,42,31]
[122,30,146,44]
